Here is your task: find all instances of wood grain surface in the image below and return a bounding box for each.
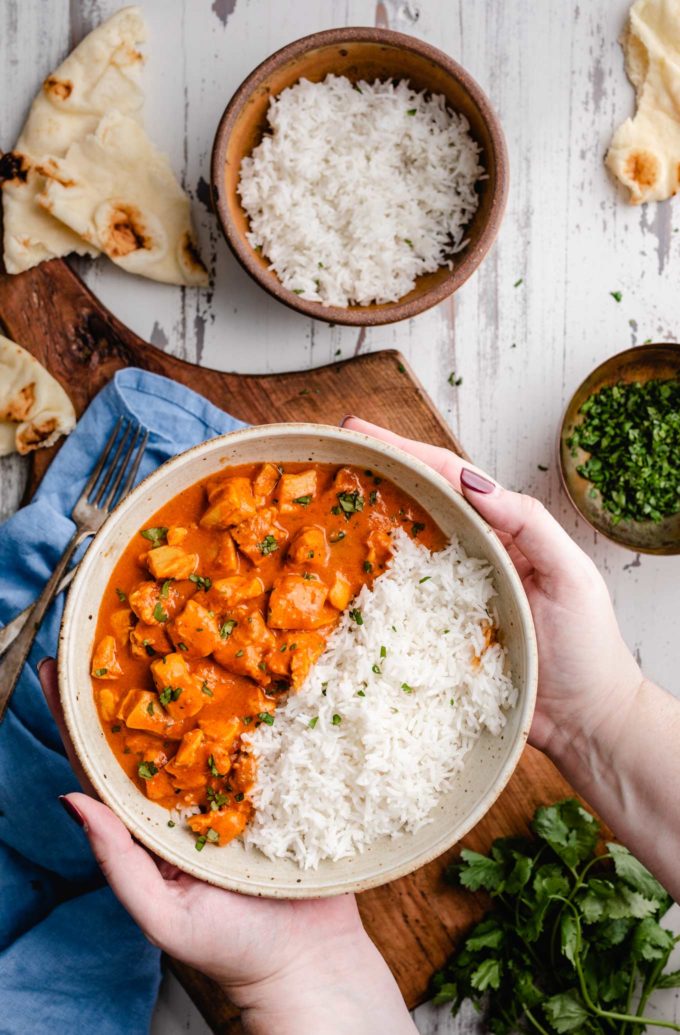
[0,256,577,1034]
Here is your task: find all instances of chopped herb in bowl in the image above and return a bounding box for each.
[567,378,680,524]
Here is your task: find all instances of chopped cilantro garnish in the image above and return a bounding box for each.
[363,560,373,572]
[401,682,414,694]
[337,490,364,517]
[610,290,623,302]
[194,835,207,851]
[293,495,312,505]
[411,522,425,536]
[308,716,318,729]
[189,573,212,591]
[93,667,108,677]
[220,619,236,639]
[258,534,278,556]
[349,608,363,625]
[140,526,168,546]
[331,713,342,725]
[138,761,158,780]
[160,580,171,599]
[115,587,127,602]
[152,602,168,623]
[201,682,213,696]
[257,712,274,726]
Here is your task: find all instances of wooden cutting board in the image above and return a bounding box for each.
[0,258,577,1033]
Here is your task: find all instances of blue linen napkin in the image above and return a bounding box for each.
[0,368,247,1034]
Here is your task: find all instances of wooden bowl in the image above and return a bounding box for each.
[210,28,508,326]
[59,424,537,897]
[559,343,680,555]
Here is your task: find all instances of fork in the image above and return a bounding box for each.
[0,418,148,724]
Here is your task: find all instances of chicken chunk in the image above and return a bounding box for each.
[166,526,188,546]
[265,631,327,689]
[231,508,289,567]
[129,621,172,659]
[201,477,256,529]
[98,688,117,722]
[365,527,393,570]
[168,599,221,658]
[110,608,133,644]
[146,544,199,581]
[268,574,330,630]
[150,652,206,719]
[287,525,329,568]
[91,635,123,679]
[213,610,277,685]
[118,689,175,736]
[328,572,353,611]
[144,768,175,801]
[213,531,239,574]
[188,807,249,845]
[253,463,280,506]
[277,470,318,514]
[128,581,166,626]
[334,467,364,495]
[208,574,264,610]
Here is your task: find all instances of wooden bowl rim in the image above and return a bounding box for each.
[210,26,509,326]
[557,342,680,555]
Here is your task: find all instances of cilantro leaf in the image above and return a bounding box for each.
[607,842,669,903]
[532,798,599,868]
[470,958,502,992]
[543,991,589,1032]
[457,849,504,892]
[631,918,675,962]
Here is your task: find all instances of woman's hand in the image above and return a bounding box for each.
[39,659,416,1035]
[341,418,643,757]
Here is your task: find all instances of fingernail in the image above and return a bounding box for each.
[461,468,496,494]
[59,795,87,829]
[339,414,356,428]
[37,656,53,674]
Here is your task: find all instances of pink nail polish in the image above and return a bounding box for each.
[59,795,87,829]
[461,468,495,494]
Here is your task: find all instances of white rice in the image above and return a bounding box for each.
[237,75,485,307]
[242,530,517,869]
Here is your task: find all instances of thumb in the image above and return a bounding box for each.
[459,469,590,580]
[61,792,174,944]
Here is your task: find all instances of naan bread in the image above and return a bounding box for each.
[606,0,680,204]
[1,6,145,273]
[37,111,209,286]
[0,336,76,456]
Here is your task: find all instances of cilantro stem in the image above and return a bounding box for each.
[566,902,680,1031]
[524,1007,552,1035]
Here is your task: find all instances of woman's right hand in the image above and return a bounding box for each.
[341,418,643,759]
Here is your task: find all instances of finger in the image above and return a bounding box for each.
[38,658,97,797]
[341,416,493,493]
[459,474,590,580]
[64,792,177,945]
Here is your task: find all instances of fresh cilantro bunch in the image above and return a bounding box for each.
[432,799,680,1033]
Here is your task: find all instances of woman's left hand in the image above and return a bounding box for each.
[39,658,416,1035]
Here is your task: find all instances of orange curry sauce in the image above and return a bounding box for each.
[92,462,444,850]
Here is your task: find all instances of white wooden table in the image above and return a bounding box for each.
[1,1,678,1032]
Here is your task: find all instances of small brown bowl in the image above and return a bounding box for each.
[210,27,508,326]
[559,343,680,555]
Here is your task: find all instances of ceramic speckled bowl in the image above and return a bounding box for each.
[59,424,537,898]
[211,27,508,326]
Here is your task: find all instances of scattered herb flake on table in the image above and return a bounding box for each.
[567,378,680,524]
[432,799,680,1034]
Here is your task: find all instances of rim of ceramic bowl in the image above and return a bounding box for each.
[210,27,509,327]
[557,343,680,555]
[59,423,537,897]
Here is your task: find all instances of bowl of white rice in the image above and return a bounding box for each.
[211,28,508,325]
[60,423,537,898]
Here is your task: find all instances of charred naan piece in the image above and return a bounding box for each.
[36,112,208,286]
[1,6,146,273]
[0,336,75,456]
[606,0,680,204]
